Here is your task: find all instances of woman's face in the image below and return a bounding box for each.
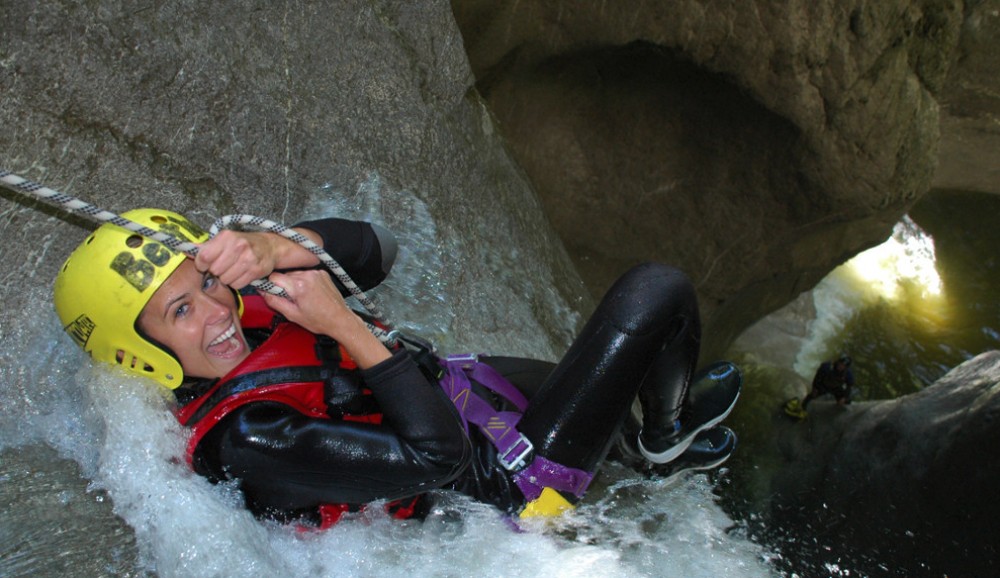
[139,259,250,380]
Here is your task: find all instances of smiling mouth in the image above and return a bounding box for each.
[206,322,243,356]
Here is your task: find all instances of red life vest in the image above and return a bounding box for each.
[173,294,420,528]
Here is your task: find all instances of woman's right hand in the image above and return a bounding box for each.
[195,228,325,290]
[195,230,285,289]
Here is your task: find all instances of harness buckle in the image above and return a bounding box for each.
[396,331,438,354]
[498,432,534,471]
[446,353,479,368]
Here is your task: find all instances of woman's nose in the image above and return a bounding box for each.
[202,294,230,324]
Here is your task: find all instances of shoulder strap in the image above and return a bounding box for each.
[183,365,331,425]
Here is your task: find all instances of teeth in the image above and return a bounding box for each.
[208,323,236,347]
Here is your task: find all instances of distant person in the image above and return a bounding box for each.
[784,355,854,419]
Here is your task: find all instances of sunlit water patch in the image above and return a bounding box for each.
[732,213,954,401]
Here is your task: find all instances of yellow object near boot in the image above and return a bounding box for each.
[784,398,808,420]
[519,487,575,518]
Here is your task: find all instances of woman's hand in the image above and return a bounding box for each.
[195,231,281,289]
[262,270,391,369]
[260,270,348,333]
[195,228,324,289]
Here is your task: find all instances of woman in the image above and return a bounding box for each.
[53,208,740,526]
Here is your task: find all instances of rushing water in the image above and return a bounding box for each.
[722,189,1000,577]
[0,182,777,578]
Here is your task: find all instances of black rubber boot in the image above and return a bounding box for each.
[638,361,742,464]
[646,425,737,480]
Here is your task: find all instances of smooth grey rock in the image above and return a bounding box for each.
[0,0,587,358]
[769,350,1000,574]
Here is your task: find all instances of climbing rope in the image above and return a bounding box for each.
[0,168,396,344]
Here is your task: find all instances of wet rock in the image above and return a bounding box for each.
[0,446,144,578]
[451,0,974,357]
[769,350,1000,575]
[934,2,1000,195]
[0,0,587,361]
[1,2,584,575]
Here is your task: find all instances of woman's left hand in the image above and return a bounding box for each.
[261,270,350,334]
[263,270,391,369]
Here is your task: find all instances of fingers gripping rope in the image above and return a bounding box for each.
[210,214,394,343]
[209,214,385,320]
[0,169,396,344]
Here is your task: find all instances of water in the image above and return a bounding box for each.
[722,189,1000,576]
[0,181,777,577]
[845,190,1000,395]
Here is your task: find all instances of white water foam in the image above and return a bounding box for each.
[0,343,775,577]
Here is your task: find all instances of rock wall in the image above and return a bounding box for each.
[767,350,1000,575]
[3,0,987,362]
[0,1,588,572]
[451,0,967,357]
[934,0,1000,195]
[2,2,995,575]
[0,0,588,361]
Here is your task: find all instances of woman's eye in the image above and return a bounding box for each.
[174,303,190,319]
[203,275,218,291]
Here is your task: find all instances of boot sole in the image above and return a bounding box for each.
[652,426,737,481]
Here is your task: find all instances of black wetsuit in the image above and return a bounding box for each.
[806,362,855,406]
[178,219,700,520]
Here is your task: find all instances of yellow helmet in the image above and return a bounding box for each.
[53,208,210,389]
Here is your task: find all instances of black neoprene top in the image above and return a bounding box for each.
[180,218,482,520]
[176,220,706,524]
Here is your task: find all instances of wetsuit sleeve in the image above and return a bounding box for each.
[193,351,471,513]
[812,364,826,387]
[290,218,397,291]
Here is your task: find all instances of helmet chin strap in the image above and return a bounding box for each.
[0,168,397,345]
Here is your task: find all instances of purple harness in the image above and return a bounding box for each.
[440,354,594,502]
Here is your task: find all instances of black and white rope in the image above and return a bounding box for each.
[1,168,395,344]
[1,170,201,256]
[209,214,385,321]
